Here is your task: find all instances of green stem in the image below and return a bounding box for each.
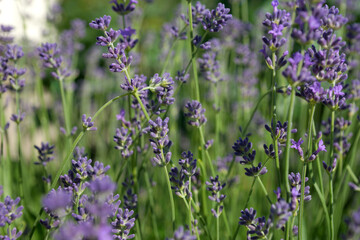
[329,174,334,240]
[59,79,71,140]
[298,162,307,240]
[133,92,150,121]
[329,108,335,240]
[29,93,131,239]
[199,126,215,176]
[256,176,272,204]
[270,52,281,186]
[188,0,201,102]
[163,165,176,231]
[241,0,249,45]
[144,170,160,240]
[216,205,220,240]
[346,165,359,184]
[213,83,220,157]
[233,178,256,240]
[284,87,296,193]
[182,197,200,240]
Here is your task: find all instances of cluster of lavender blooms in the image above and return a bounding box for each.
[264,120,297,157]
[206,175,226,218]
[40,147,135,239]
[291,137,327,162]
[238,171,311,238]
[0,43,26,124]
[37,43,70,81]
[184,100,207,127]
[322,117,352,158]
[232,134,268,177]
[0,186,23,239]
[146,117,172,166]
[170,151,197,199]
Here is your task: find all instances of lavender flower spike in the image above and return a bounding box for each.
[82,114,97,131]
[290,138,304,159]
[201,3,232,32]
[89,15,111,30]
[184,100,207,127]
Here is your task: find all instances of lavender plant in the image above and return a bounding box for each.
[0,0,359,240]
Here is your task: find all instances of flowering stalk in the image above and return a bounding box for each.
[144,169,160,240]
[256,176,272,205]
[329,109,335,240]
[163,164,176,231]
[29,93,131,239]
[298,103,315,240]
[232,178,256,240]
[284,86,296,193]
[0,95,11,198]
[187,0,201,101]
[271,52,281,186]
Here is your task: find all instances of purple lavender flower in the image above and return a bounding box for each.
[178,151,197,176]
[10,112,25,124]
[181,2,208,27]
[291,3,325,45]
[42,188,72,215]
[37,42,70,80]
[96,28,121,46]
[82,114,97,131]
[122,176,137,212]
[291,138,304,159]
[232,136,256,164]
[247,216,271,239]
[344,207,360,239]
[288,172,311,202]
[0,195,23,226]
[204,139,213,150]
[89,15,111,30]
[5,45,24,61]
[169,167,188,198]
[148,73,175,107]
[265,120,297,146]
[262,0,290,52]
[37,43,62,68]
[114,127,134,158]
[198,51,222,83]
[175,70,189,83]
[88,176,116,196]
[308,139,327,161]
[147,117,172,166]
[282,52,316,86]
[307,45,348,84]
[169,226,196,240]
[263,144,276,159]
[206,176,226,217]
[321,84,349,111]
[201,3,232,32]
[322,117,352,157]
[270,198,292,229]
[297,81,325,104]
[320,5,348,30]
[322,158,337,174]
[184,100,207,127]
[239,208,257,226]
[34,142,55,166]
[110,0,138,15]
[120,74,147,96]
[111,208,136,239]
[244,163,268,177]
[119,27,138,51]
